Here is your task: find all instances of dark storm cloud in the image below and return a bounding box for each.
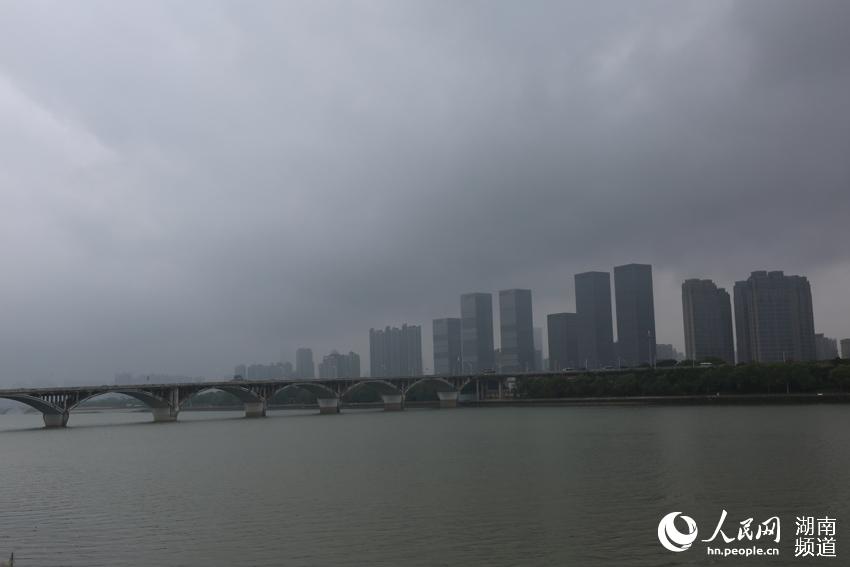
[0,1,848,384]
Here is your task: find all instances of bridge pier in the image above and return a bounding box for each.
[43,411,69,428]
[244,400,267,418]
[437,391,459,409]
[317,398,341,414]
[151,406,179,423]
[381,394,404,411]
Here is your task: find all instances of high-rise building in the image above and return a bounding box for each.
[656,344,683,362]
[682,279,735,364]
[282,361,294,377]
[115,372,203,385]
[815,334,839,361]
[734,271,816,363]
[575,271,615,369]
[841,339,850,359]
[614,264,656,367]
[348,352,361,377]
[318,351,361,378]
[547,313,579,371]
[433,318,462,375]
[499,289,535,372]
[533,327,543,372]
[115,372,135,385]
[369,324,423,377]
[295,348,315,379]
[461,293,495,372]
[244,362,288,380]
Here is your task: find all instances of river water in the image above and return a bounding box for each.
[1,405,848,566]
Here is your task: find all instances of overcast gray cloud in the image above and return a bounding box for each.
[0,0,848,385]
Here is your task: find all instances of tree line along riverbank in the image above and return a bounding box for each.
[515,360,850,399]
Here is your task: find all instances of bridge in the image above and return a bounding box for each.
[0,372,543,427]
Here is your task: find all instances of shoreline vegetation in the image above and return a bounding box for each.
[514,360,850,400]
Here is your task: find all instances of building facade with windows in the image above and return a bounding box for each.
[682,278,735,364]
[575,271,615,369]
[461,293,495,372]
[369,324,423,377]
[734,271,816,363]
[614,264,657,367]
[499,289,535,372]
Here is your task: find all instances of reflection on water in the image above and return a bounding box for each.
[1,406,848,566]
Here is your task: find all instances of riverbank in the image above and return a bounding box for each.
[464,392,850,406]
[188,393,850,411]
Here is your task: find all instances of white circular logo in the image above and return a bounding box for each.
[658,512,699,552]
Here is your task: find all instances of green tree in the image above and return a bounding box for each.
[830,365,850,392]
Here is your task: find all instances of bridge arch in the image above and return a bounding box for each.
[177,385,263,409]
[0,394,64,416]
[71,389,171,411]
[271,382,337,400]
[271,382,340,414]
[403,377,466,407]
[340,380,402,400]
[403,377,457,396]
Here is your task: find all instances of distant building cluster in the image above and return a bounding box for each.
[228,266,849,381]
[233,362,293,381]
[426,264,660,374]
[656,344,684,362]
[318,351,361,379]
[815,334,839,361]
[234,346,360,381]
[115,372,205,385]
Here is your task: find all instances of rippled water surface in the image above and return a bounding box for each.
[1,405,849,566]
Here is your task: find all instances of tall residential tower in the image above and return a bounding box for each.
[547,312,579,371]
[433,318,462,375]
[499,289,535,372]
[295,348,315,379]
[461,293,495,372]
[614,264,656,367]
[575,271,615,369]
[369,324,423,377]
[682,279,735,364]
[734,271,816,363]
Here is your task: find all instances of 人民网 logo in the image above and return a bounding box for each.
[658,512,699,552]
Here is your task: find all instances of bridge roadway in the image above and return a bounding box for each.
[0,370,600,428]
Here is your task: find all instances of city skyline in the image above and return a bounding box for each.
[233,266,843,379]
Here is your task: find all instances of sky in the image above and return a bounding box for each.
[0,0,848,385]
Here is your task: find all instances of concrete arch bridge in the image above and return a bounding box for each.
[0,373,515,428]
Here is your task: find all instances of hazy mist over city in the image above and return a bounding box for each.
[1,0,848,386]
